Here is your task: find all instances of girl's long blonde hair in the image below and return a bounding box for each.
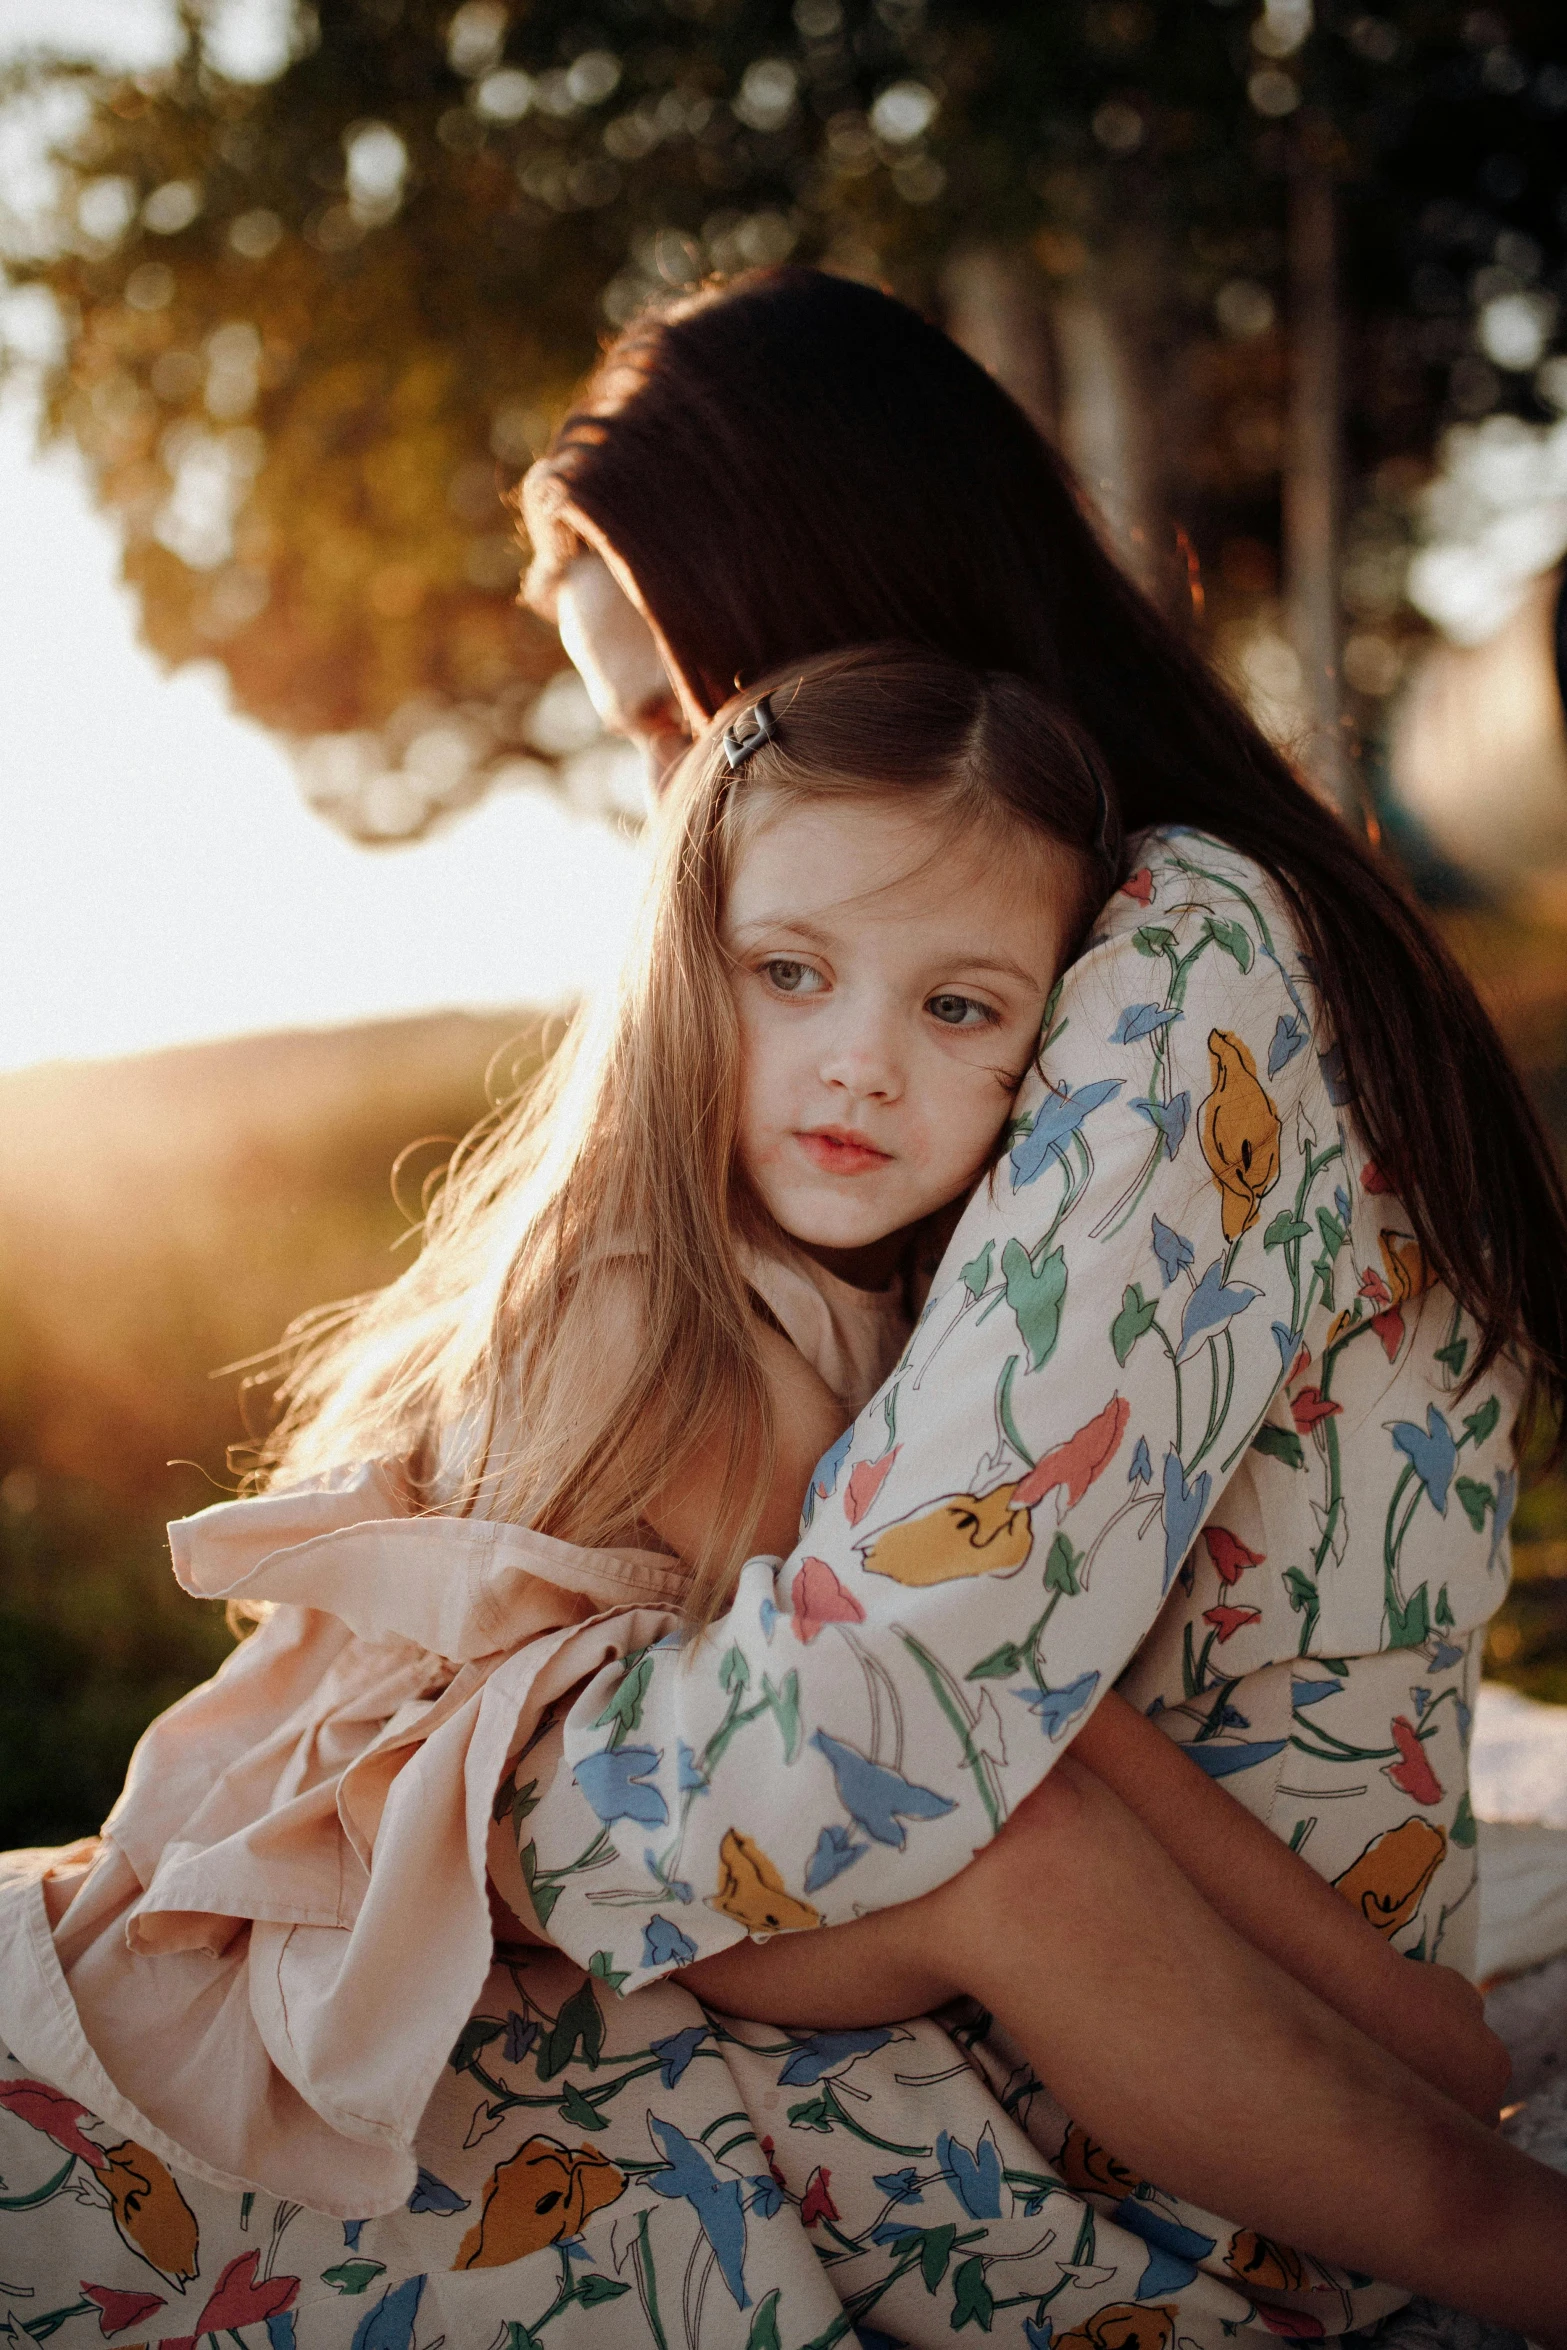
[262,644,1117,1620]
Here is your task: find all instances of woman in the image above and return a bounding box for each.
[0,268,1558,2347]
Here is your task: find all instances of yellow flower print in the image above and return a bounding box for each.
[711,1827,821,1934]
[1332,1816,1446,1937]
[97,2138,199,2283]
[1055,2121,1149,2202]
[1056,2304,1176,2350]
[856,1483,1034,1587]
[1379,1228,1430,1304]
[455,2133,626,2268]
[1199,1030,1282,1241]
[1225,2227,1310,2293]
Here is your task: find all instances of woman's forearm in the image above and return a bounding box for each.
[1069,1689,1507,2121]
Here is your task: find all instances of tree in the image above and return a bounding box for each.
[3,0,1564,836]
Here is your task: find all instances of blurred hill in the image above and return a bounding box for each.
[0,1008,537,1843]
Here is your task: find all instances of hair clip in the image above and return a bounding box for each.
[723,694,778,771]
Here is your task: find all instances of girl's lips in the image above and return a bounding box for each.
[797,1127,892,1177]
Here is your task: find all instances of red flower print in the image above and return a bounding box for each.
[1202,1527,1265,1585]
[759,2134,788,2192]
[1289,1388,1341,1434]
[1383,1717,1443,1806]
[82,2283,165,2337]
[1255,2307,1326,2338]
[1120,868,1155,905]
[1358,1267,1391,1308]
[1372,1308,1406,1363]
[800,2166,839,2227]
[1013,1394,1130,1510]
[844,1448,900,1528]
[159,2252,299,2350]
[791,1557,866,1643]
[1203,1605,1262,1644]
[0,2081,106,2168]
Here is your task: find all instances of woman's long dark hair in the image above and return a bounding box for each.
[522,265,1567,1410]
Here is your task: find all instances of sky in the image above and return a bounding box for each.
[0,0,646,1074]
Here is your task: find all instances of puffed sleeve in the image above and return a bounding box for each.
[520,831,1348,1987]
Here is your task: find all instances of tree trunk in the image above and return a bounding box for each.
[1285,126,1355,820]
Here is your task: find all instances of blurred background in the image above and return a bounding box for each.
[3,0,1567,1846]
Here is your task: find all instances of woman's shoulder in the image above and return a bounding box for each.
[1098,827,1305,953]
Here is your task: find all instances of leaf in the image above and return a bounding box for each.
[321,2260,386,2296]
[1387,1582,1432,1652]
[588,1950,630,1994]
[1436,1337,1469,1377]
[529,1878,561,1929]
[594,1651,652,1746]
[762,1669,803,1763]
[787,2095,835,2133]
[576,2276,631,2307]
[966,1642,1024,1681]
[1205,914,1254,971]
[920,2223,960,2293]
[1312,1252,1336,1311]
[1450,1790,1477,1849]
[1464,1396,1501,1447]
[1315,1208,1346,1259]
[950,2255,996,2332]
[1436,1584,1456,1629]
[1110,1281,1159,1366]
[1264,1211,1312,1250]
[1043,1532,1082,1596]
[747,2290,783,2350]
[449,2016,506,2073]
[1252,1423,1305,1471]
[1133,924,1177,957]
[1283,1566,1318,1617]
[1001,1235,1068,1372]
[536,1980,604,2080]
[558,2078,608,2129]
[960,1240,994,1300]
[719,1645,751,1695]
[1453,1476,1494,1533]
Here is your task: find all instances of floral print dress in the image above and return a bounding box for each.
[0,830,1520,2350]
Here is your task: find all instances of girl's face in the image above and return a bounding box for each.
[723,794,1073,1274]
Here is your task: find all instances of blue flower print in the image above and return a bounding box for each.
[1177,1259,1262,1360]
[810,1730,957,1848]
[1320,1041,1353,1104]
[1025,2324,1054,2350]
[503,2011,538,2065]
[1183,1738,1286,1779]
[574,1744,669,1828]
[651,2024,709,2087]
[265,2318,297,2350]
[778,2027,895,2086]
[874,2167,924,2205]
[1390,1405,1457,1515]
[1015,1669,1100,1741]
[1131,1090,1191,1160]
[809,1425,854,1506]
[1009,1077,1122,1187]
[1111,2199,1216,2297]
[677,1742,707,1794]
[647,2116,750,2308]
[1150,1215,1194,1287]
[1428,1639,1464,1672]
[1291,1679,1339,1709]
[1272,1320,1303,1372]
[748,2172,785,2219]
[1129,1434,1153,1485]
[1161,1449,1212,1592]
[641,1915,698,1969]
[804,1822,868,1893]
[1110,1003,1182,1045]
[937,2125,1003,2218]
[406,2168,467,2215]
[1268,1012,1308,1077]
[351,2279,426,2350]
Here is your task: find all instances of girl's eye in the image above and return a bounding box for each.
[760,958,825,996]
[927,992,996,1029]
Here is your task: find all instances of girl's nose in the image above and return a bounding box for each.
[817,1006,904,1101]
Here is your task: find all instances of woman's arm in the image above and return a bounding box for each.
[514,843,1409,1992]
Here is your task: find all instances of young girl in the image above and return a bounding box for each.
[272,642,1558,2334]
[2,647,1559,2341]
